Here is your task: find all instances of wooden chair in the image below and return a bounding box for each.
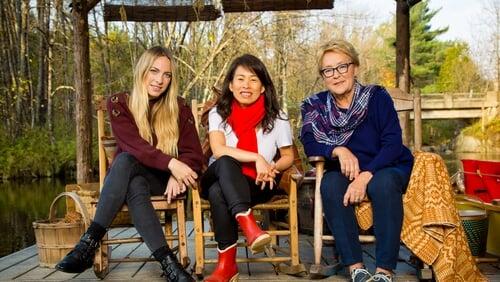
[190,99,307,279]
[307,88,432,279]
[91,96,189,279]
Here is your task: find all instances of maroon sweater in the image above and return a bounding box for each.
[107,92,203,174]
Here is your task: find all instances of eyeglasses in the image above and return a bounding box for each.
[320,62,354,78]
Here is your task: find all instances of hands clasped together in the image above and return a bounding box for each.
[164,158,198,203]
[332,146,373,207]
[255,155,280,190]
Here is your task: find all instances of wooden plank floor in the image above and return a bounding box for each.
[1,221,499,281]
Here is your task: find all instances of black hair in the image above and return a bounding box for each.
[217,54,281,133]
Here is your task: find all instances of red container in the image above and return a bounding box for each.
[462,159,500,203]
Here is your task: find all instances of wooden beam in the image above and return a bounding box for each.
[72,0,93,183]
[104,4,221,22]
[395,0,411,147]
[87,0,101,12]
[407,0,422,7]
[222,0,333,13]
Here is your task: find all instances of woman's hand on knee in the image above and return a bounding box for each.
[167,158,198,188]
[255,155,272,189]
[343,178,368,206]
[267,163,280,179]
[332,146,360,180]
[263,164,279,190]
[256,174,277,190]
[164,176,182,203]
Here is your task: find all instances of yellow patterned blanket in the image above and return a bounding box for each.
[355,151,486,282]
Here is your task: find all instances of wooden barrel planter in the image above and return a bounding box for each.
[32,192,90,268]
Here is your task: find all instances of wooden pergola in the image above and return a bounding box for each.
[71,0,421,183]
[103,0,334,22]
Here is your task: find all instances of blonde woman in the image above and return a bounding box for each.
[56,46,201,282]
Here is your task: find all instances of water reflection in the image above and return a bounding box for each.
[0,179,66,258]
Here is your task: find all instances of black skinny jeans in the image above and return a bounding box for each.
[201,155,281,250]
[93,152,169,253]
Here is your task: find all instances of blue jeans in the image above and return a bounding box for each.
[93,152,169,253]
[320,167,410,270]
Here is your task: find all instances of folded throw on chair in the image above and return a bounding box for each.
[355,151,486,282]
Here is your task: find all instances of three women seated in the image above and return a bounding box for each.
[57,39,411,282]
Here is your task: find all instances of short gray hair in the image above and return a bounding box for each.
[317,39,360,74]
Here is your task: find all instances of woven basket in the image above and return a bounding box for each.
[33,192,90,268]
[76,189,132,225]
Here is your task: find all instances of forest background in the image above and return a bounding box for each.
[0,0,498,179]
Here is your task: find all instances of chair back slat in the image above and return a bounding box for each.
[387,87,414,112]
[95,96,116,188]
[387,87,422,151]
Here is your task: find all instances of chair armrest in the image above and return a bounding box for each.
[278,165,304,194]
[307,156,325,163]
[307,156,326,179]
[308,156,325,164]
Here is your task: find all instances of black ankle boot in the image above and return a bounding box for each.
[55,232,100,273]
[159,252,194,282]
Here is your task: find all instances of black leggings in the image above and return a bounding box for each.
[93,152,169,253]
[201,155,281,249]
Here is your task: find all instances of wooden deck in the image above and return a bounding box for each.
[1,221,499,281]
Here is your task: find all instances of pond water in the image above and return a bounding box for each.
[0,179,66,258]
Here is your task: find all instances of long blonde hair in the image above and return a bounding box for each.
[129,46,179,157]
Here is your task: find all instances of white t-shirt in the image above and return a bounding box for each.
[208,106,293,164]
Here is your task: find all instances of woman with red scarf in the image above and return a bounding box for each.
[201,54,294,282]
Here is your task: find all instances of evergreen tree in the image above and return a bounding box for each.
[410,1,449,91]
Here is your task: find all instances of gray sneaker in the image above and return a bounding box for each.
[371,272,393,282]
[350,268,372,282]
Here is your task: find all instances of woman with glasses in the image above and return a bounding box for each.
[300,39,413,282]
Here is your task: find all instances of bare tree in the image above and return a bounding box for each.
[72,0,100,183]
[1,0,22,137]
[93,2,112,96]
[471,0,499,92]
[36,0,50,126]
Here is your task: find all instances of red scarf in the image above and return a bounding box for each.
[227,95,265,179]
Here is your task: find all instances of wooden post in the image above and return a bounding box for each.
[176,199,188,266]
[313,161,324,266]
[192,188,205,276]
[396,0,412,147]
[97,107,106,187]
[72,0,100,183]
[289,177,299,266]
[481,106,487,154]
[414,89,422,150]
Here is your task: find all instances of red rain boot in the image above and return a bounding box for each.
[204,244,238,282]
[235,209,271,254]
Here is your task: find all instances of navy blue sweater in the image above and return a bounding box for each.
[300,88,414,175]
